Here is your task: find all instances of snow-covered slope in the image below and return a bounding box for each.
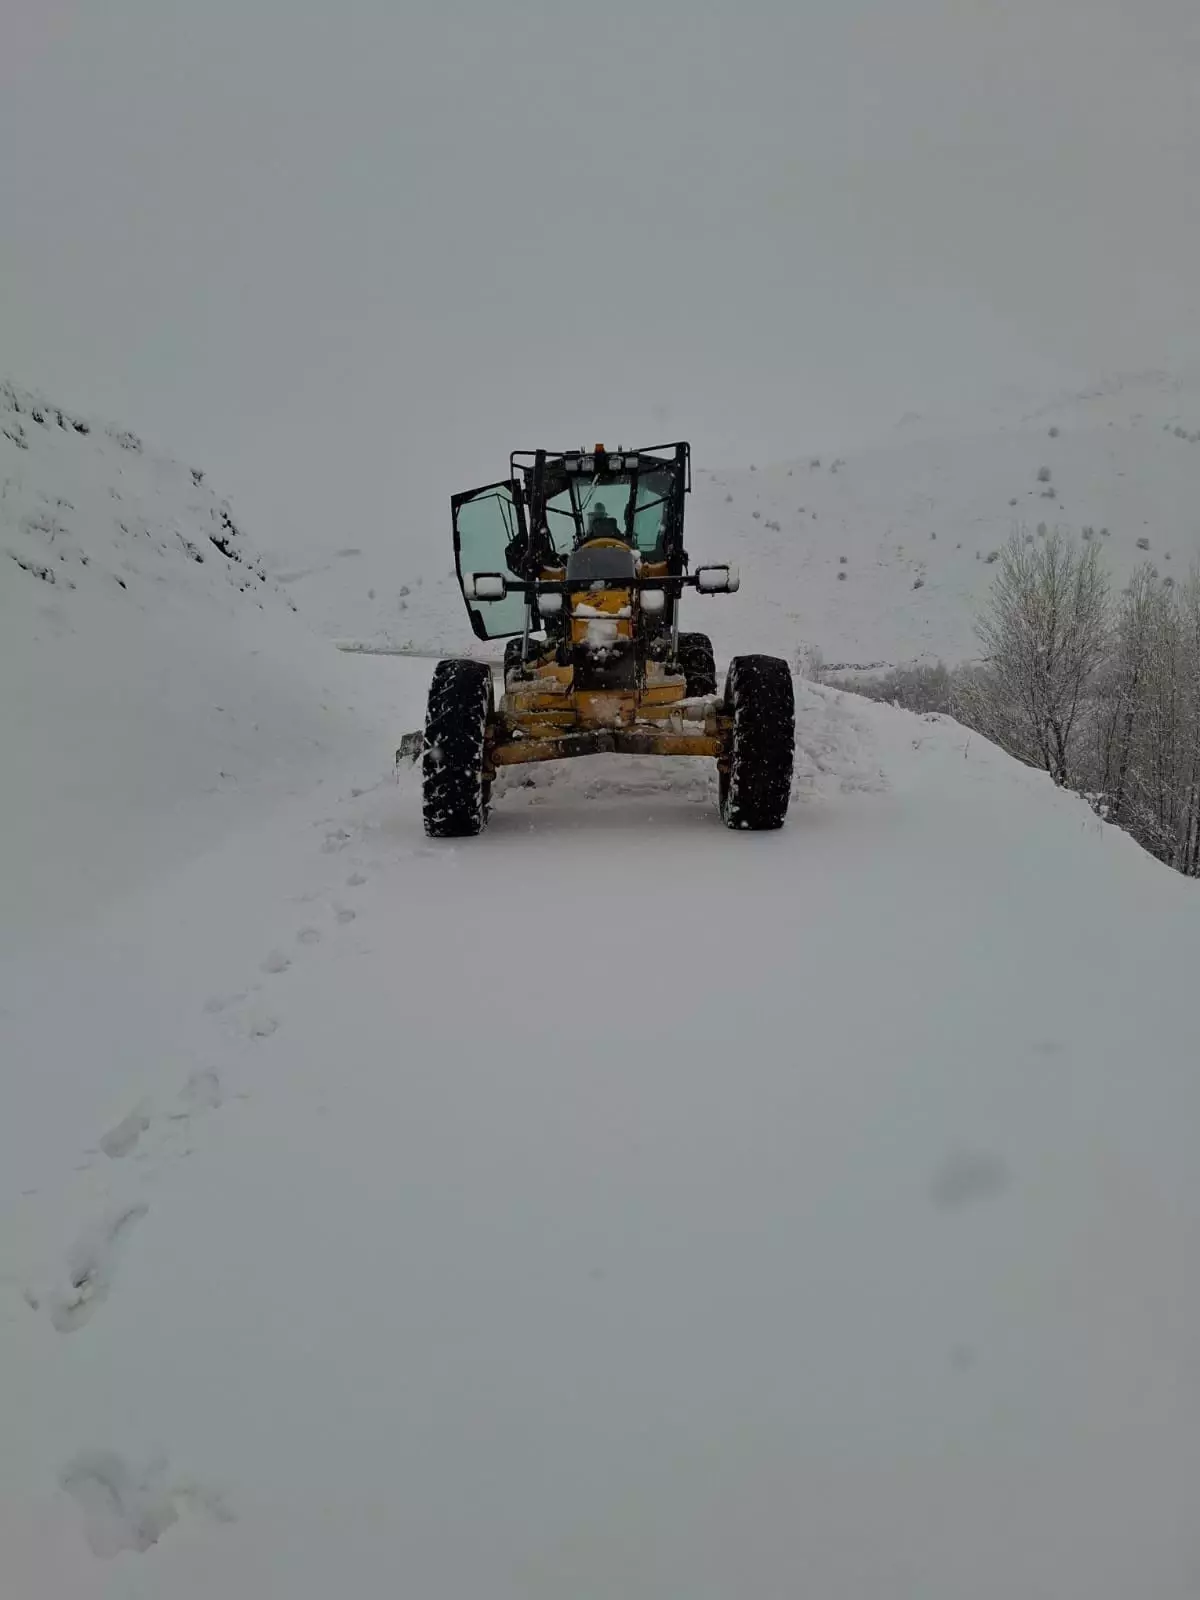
[301,369,1200,672]
[4,383,1200,1597]
[688,371,1200,669]
[0,382,401,942]
[2,380,276,602]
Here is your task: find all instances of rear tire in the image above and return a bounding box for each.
[720,655,794,830]
[676,631,717,697]
[422,660,494,838]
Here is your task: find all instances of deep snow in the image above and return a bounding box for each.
[4,384,1200,1596]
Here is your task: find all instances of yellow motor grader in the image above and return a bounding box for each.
[418,442,794,836]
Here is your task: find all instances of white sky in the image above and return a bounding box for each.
[4,0,1200,564]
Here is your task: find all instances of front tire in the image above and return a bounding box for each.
[676,631,717,697]
[422,660,494,838]
[720,655,794,830]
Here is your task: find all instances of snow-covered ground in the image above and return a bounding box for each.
[5,382,1200,1596]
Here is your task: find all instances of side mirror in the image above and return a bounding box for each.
[536,590,564,617]
[695,563,740,594]
[640,588,666,615]
[465,572,507,601]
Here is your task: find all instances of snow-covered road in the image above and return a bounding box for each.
[5,662,1200,1598]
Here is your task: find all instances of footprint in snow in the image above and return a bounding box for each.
[335,908,356,925]
[203,992,245,1015]
[58,1450,234,1559]
[297,927,322,945]
[260,949,291,975]
[180,1067,222,1113]
[99,1104,152,1160]
[246,1011,280,1040]
[345,872,367,887]
[46,1202,149,1333]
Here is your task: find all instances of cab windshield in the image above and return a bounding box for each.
[544,472,672,559]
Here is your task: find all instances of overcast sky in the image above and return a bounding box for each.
[4,0,1200,564]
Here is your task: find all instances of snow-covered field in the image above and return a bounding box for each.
[5,382,1200,1596]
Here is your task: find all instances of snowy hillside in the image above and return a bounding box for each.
[299,369,1200,673]
[0,382,401,941]
[4,385,1200,1597]
[2,381,275,604]
[690,368,1200,670]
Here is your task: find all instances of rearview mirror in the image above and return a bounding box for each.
[695,563,740,594]
[466,572,507,601]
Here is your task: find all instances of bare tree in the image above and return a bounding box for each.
[1177,570,1200,874]
[1076,563,1200,874]
[966,529,1109,784]
[1091,564,1160,823]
